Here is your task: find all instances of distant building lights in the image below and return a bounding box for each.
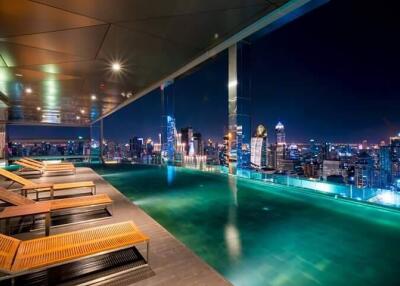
[111,62,121,71]
[25,87,32,94]
[228,80,238,88]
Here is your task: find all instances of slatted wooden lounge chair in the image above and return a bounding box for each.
[22,157,74,167]
[0,168,95,199]
[0,187,111,212]
[0,187,113,235]
[0,221,149,283]
[15,159,76,176]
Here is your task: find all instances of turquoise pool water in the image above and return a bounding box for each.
[93,164,400,286]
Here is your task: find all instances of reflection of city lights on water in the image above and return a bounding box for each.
[224,224,241,260]
[183,155,207,170]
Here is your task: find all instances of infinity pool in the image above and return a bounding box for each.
[93,164,400,286]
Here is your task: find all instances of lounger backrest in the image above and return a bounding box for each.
[15,161,42,172]
[0,168,34,186]
[19,159,43,169]
[0,187,35,206]
[22,158,44,166]
[0,234,20,273]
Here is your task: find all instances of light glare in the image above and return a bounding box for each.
[112,62,121,71]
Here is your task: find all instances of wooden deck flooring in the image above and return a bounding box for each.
[2,167,231,286]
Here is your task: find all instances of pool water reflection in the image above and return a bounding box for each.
[93,164,400,286]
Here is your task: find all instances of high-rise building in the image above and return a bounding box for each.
[275,122,286,170]
[322,160,342,180]
[250,124,268,169]
[379,145,392,188]
[275,122,285,145]
[181,127,193,155]
[193,132,202,155]
[129,137,143,159]
[354,152,375,188]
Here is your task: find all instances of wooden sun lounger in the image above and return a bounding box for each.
[0,221,149,283]
[16,160,76,176]
[22,157,74,167]
[20,158,75,169]
[0,168,96,199]
[0,187,113,235]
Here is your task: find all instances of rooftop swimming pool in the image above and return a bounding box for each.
[93,164,400,286]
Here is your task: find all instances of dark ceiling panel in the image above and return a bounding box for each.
[119,5,272,51]
[0,42,84,67]
[0,0,104,37]
[0,25,109,59]
[34,0,268,22]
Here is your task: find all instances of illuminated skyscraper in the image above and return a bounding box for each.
[275,122,285,145]
[379,146,392,188]
[250,125,268,169]
[181,127,193,155]
[355,152,375,188]
[275,122,286,170]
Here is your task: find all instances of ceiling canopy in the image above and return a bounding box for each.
[0,0,290,126]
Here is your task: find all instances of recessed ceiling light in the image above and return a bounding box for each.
[36,107,41,111]
[91,94,97,100]
[112,62,121,71]
[25,87,32,94]
[76,115,81,120]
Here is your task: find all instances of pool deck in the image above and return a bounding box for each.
[7,167,232,286]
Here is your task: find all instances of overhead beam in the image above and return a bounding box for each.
[6,120,90,128]
[93,0,328,123]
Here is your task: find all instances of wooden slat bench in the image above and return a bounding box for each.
[0,221,150,283]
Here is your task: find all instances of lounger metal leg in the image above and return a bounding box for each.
[45,212,51,236]
[5,218,10,235]
[146,241,150,263]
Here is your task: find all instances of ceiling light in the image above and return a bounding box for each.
[112,62,121,71]
[36,107,41,111]
[25,87,32,94]
[91,94,97,100]
[15,73,23,77]
[76,115,81,120]
[80,109,85,114]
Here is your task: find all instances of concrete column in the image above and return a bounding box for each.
[100,119,104,163]
[228,43,251,174]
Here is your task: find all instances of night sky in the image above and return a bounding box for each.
[9,0,400,144]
